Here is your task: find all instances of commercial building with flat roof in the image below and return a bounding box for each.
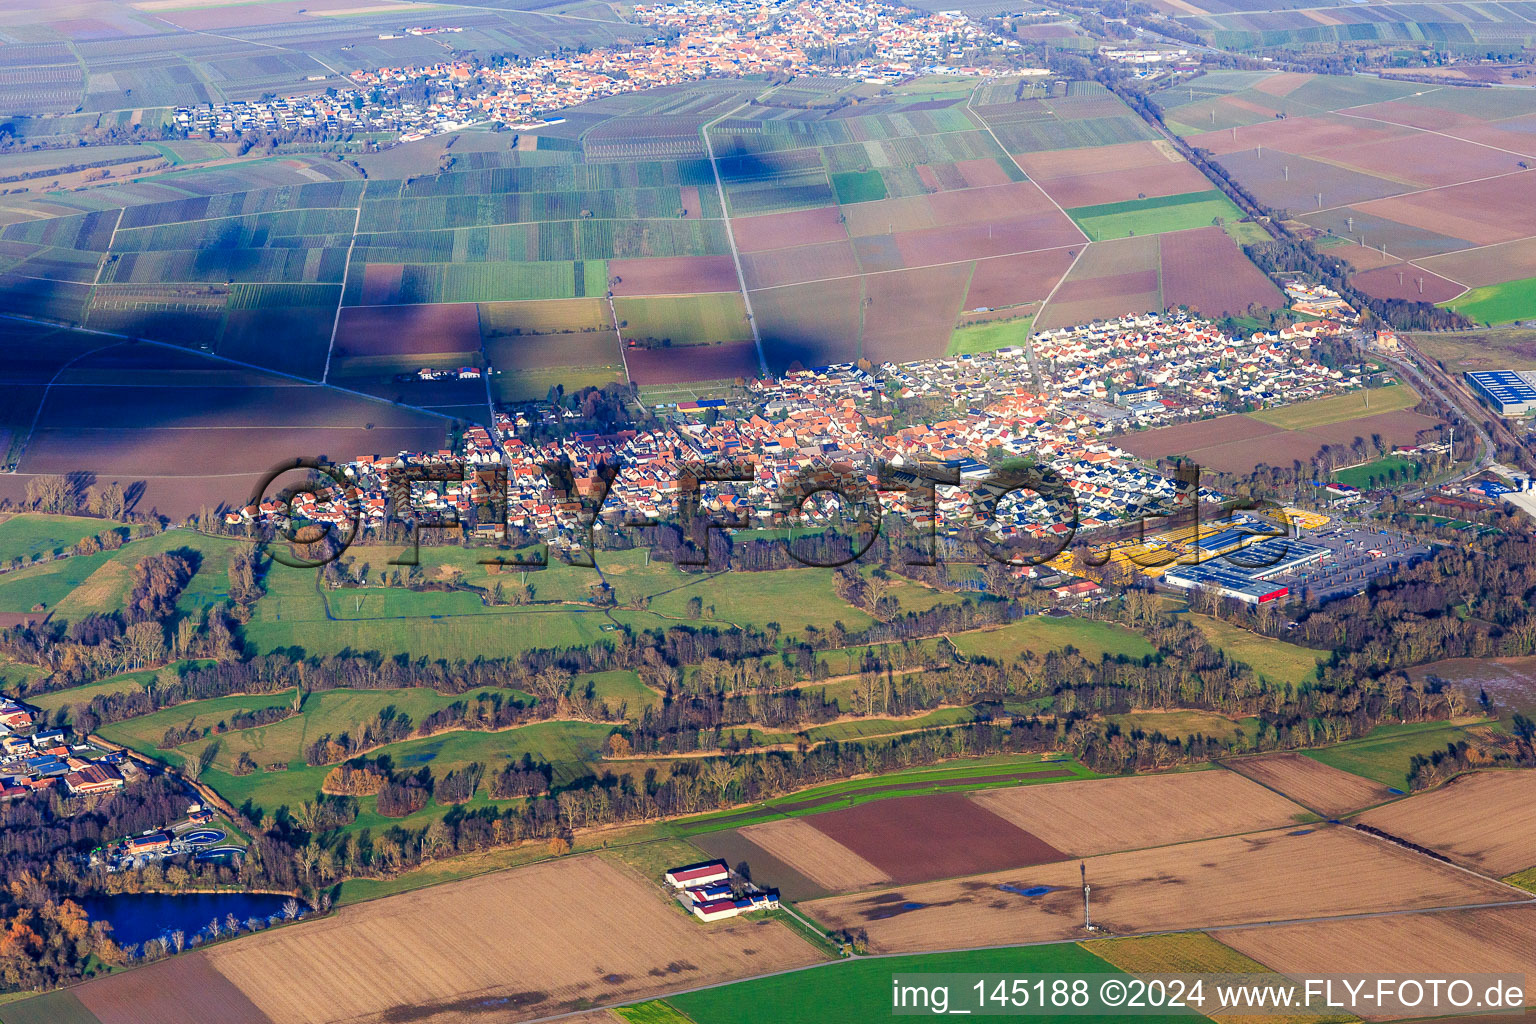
[1466,370,1536,416]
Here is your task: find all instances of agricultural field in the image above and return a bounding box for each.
[1411,327,1536,373]
[1067,191,1242,242]
[1116,388,1441,476]
[670,942,1194,1024]
[1221,753,1394,819]
[1218,906,1536,1010]
[48,856,824,1024]
[968,769,1311,856]
[1151,72,1536,320]
[803,826,1518,954]
[614,293,752,347]
[1353,770,1536,876]
[0,514,114,563]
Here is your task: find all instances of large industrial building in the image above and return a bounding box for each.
[1465,370,1536,416]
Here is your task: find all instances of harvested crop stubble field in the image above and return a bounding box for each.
[64,856,823,1024]
[1218,906,1536,1016]
[1354,770,1536,876]
[968,769,1310,856]
[803,826,1517,954]
[1222,752,1393,818]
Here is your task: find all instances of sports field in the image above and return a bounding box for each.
[947,316,1034,356]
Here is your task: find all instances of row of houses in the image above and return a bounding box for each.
[232,312,1364,559]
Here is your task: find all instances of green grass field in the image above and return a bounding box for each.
[0,514,111,563]
[948,316,1034,355]
[1247,383,1418,430]
[948,616,1155,663]
[1067,190,1242,242]
[613,293,753,346]
[830,169,886,205]
[1185,613,1323,686]
[1333,455,1425,489]
[1442,275,1536,326]
[199,718,615,825]
[1304,720,1488,791]
[1107,711,1259,746]
[670,941,1196,1024]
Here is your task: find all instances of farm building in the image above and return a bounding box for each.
[665,860,730,889]
[1466,371,1536,416]
[665,860,780,921]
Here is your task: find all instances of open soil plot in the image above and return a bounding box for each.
[1354,770,1536,876]
[1035,234,1160,331]
[739,817,893,894]
[752,277,862,371]
[1213,150,1409,214]
[360,262,404,305]
[1114,414,1279,462]
[965,248,1076,310]
[219,308,332,380]
[609,255,739,296]
[1325,134,1524,190]
[1223,753,1392,818]
[127,855,823,1024]
[803,791,1067,885]
[803,826,1518,955]
[1170,432,1328,475]
[1422,236,1536,289]
[486,330,622,371]
[691,828,834,902]
[1218,906,1536,1016]
[731,207,847,253]
[1351,174,1536,249]
[1196,113,1410,160]
[625,341,761,385]
[1159,226,1284,316]
[742,240,860,290]
[892,213,1083,266]
[1298,409,1442,448]
[73,946,273,1024]
[1301,207,1473,264]
[860,263,971,363]
[1017,140,1213,208]
[969,769,1309,857]
[334,303,481,358]
[1350,262,1464,303]
[18,383,444,481]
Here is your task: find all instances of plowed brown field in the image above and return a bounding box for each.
[740,817,893,892]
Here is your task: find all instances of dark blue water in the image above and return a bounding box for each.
[81,893,296,949]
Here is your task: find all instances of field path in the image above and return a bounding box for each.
[701,106,768,376]
[966,83,1089,246]
[321,204,363,385]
